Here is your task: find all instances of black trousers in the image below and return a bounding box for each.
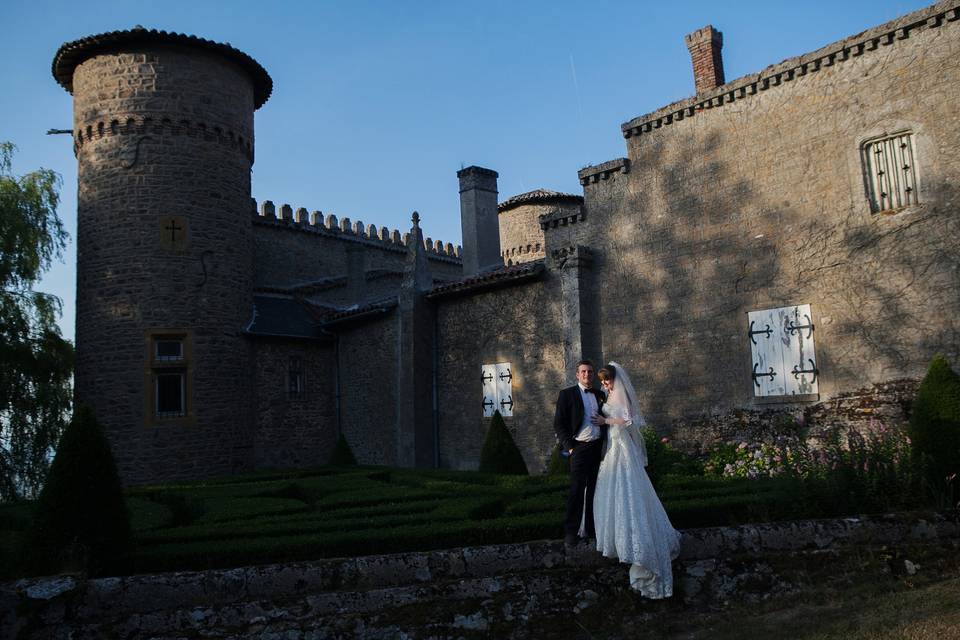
[564,438,603,537]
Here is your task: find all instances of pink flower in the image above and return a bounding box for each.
[661,437,670,444]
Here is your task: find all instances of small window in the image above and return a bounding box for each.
[155,339,183,361]
[863,132,918,213]
[156,372,185,416]
[146,331,192,423]
[288,357,305,400]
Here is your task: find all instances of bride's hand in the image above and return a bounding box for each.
[590,414,605,426]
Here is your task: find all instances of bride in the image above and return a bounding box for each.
[588,361,681,597]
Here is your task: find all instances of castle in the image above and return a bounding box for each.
[53,2,960,485]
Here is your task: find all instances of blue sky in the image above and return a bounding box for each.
[2,0,929,340]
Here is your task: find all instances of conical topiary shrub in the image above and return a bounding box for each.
[478,411,528,475]
[329,432,358,466]
[29,404,130,575]
[909,354,960,506]
[546,444,569,476]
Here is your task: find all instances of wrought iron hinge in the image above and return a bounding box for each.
[498,369,512,383]
[482,397,494,412]
[748,320,773,345]
[787,314,814,339]
[481,371,493,384]
[752,363,776,388]
[500,395,514,411]
[791,359,819,384]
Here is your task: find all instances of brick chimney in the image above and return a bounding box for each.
[685,25,725,95]
[457,166,502,276]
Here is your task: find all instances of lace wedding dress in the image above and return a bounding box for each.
[592,363,682,598]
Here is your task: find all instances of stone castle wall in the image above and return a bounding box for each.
[435,276,566,473]
[252,339,337,469]
[335,312,400,466]
[252,205,463,304]
[572,3,960,428]
[72,46,259,484]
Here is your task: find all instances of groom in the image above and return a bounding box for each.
[554,359,606,546]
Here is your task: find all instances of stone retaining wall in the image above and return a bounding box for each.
[3,513,957,639]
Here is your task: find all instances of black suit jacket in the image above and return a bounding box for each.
[553,385,606,453]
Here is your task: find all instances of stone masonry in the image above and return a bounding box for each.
[54,3,960,483]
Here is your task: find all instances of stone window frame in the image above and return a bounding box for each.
[855,121,929,218]
[144,329,195,426]
[288,356,306,401]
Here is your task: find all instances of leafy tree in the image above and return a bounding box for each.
[479,411,528,475]
[0,142,73,501]
[29,404,130,575]
[909,354,960,507]
[329,432,358,466]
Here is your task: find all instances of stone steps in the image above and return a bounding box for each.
[3,512,957,639]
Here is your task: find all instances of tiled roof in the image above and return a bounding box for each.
[245,295,329,340]
[52,26,273,109]
[425,260,545,299]
[498,189,583,213]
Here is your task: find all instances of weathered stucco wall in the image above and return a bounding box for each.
[435,276,566,473]
[573,4,960,427]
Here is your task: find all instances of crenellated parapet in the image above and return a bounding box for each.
[577,158,630,186]
[620,2,960,140]
[72,116,254,161]
[252,199,463,262]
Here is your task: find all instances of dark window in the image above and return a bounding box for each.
[156,372,185,416]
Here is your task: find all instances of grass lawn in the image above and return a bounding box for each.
[0,464,917,578]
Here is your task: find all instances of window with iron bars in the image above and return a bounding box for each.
[863,132,919,213]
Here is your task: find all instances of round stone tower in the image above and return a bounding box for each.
[53,27,272,484]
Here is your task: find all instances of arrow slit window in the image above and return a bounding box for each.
[481,363,514,417]
[862,131,918,213]
[747,305,819,399]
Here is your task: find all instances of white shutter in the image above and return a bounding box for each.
[495,362,514,417]
[481,364,497,417]
[748,308,782,397]
[749,304,819,397]
[784,304,819,395]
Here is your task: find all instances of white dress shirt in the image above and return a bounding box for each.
[574,383,600,442]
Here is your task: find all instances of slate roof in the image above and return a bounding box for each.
[323,299,399,327]
[425,260,545,299]
[52,26,273,109]
[498,189,583,213]
[245,295,330,340]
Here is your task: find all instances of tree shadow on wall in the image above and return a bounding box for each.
[595,129,960,435]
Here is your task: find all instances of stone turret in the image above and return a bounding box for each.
[53,27,272,484]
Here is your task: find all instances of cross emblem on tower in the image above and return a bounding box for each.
[159,216,188,251]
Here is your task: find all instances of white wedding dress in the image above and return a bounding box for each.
[591,363,682,598]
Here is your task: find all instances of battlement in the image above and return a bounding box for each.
[621,1,960,140]
[72,116,253,160]
[252,199,462,262]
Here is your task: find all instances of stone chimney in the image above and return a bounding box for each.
[457,166,501,276]
[685,25,725,95]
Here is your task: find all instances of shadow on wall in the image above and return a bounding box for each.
[596,130,960,428]
[437,282,566,473]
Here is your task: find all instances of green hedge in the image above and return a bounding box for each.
[478,411,528,475]
[909,354,960,506]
